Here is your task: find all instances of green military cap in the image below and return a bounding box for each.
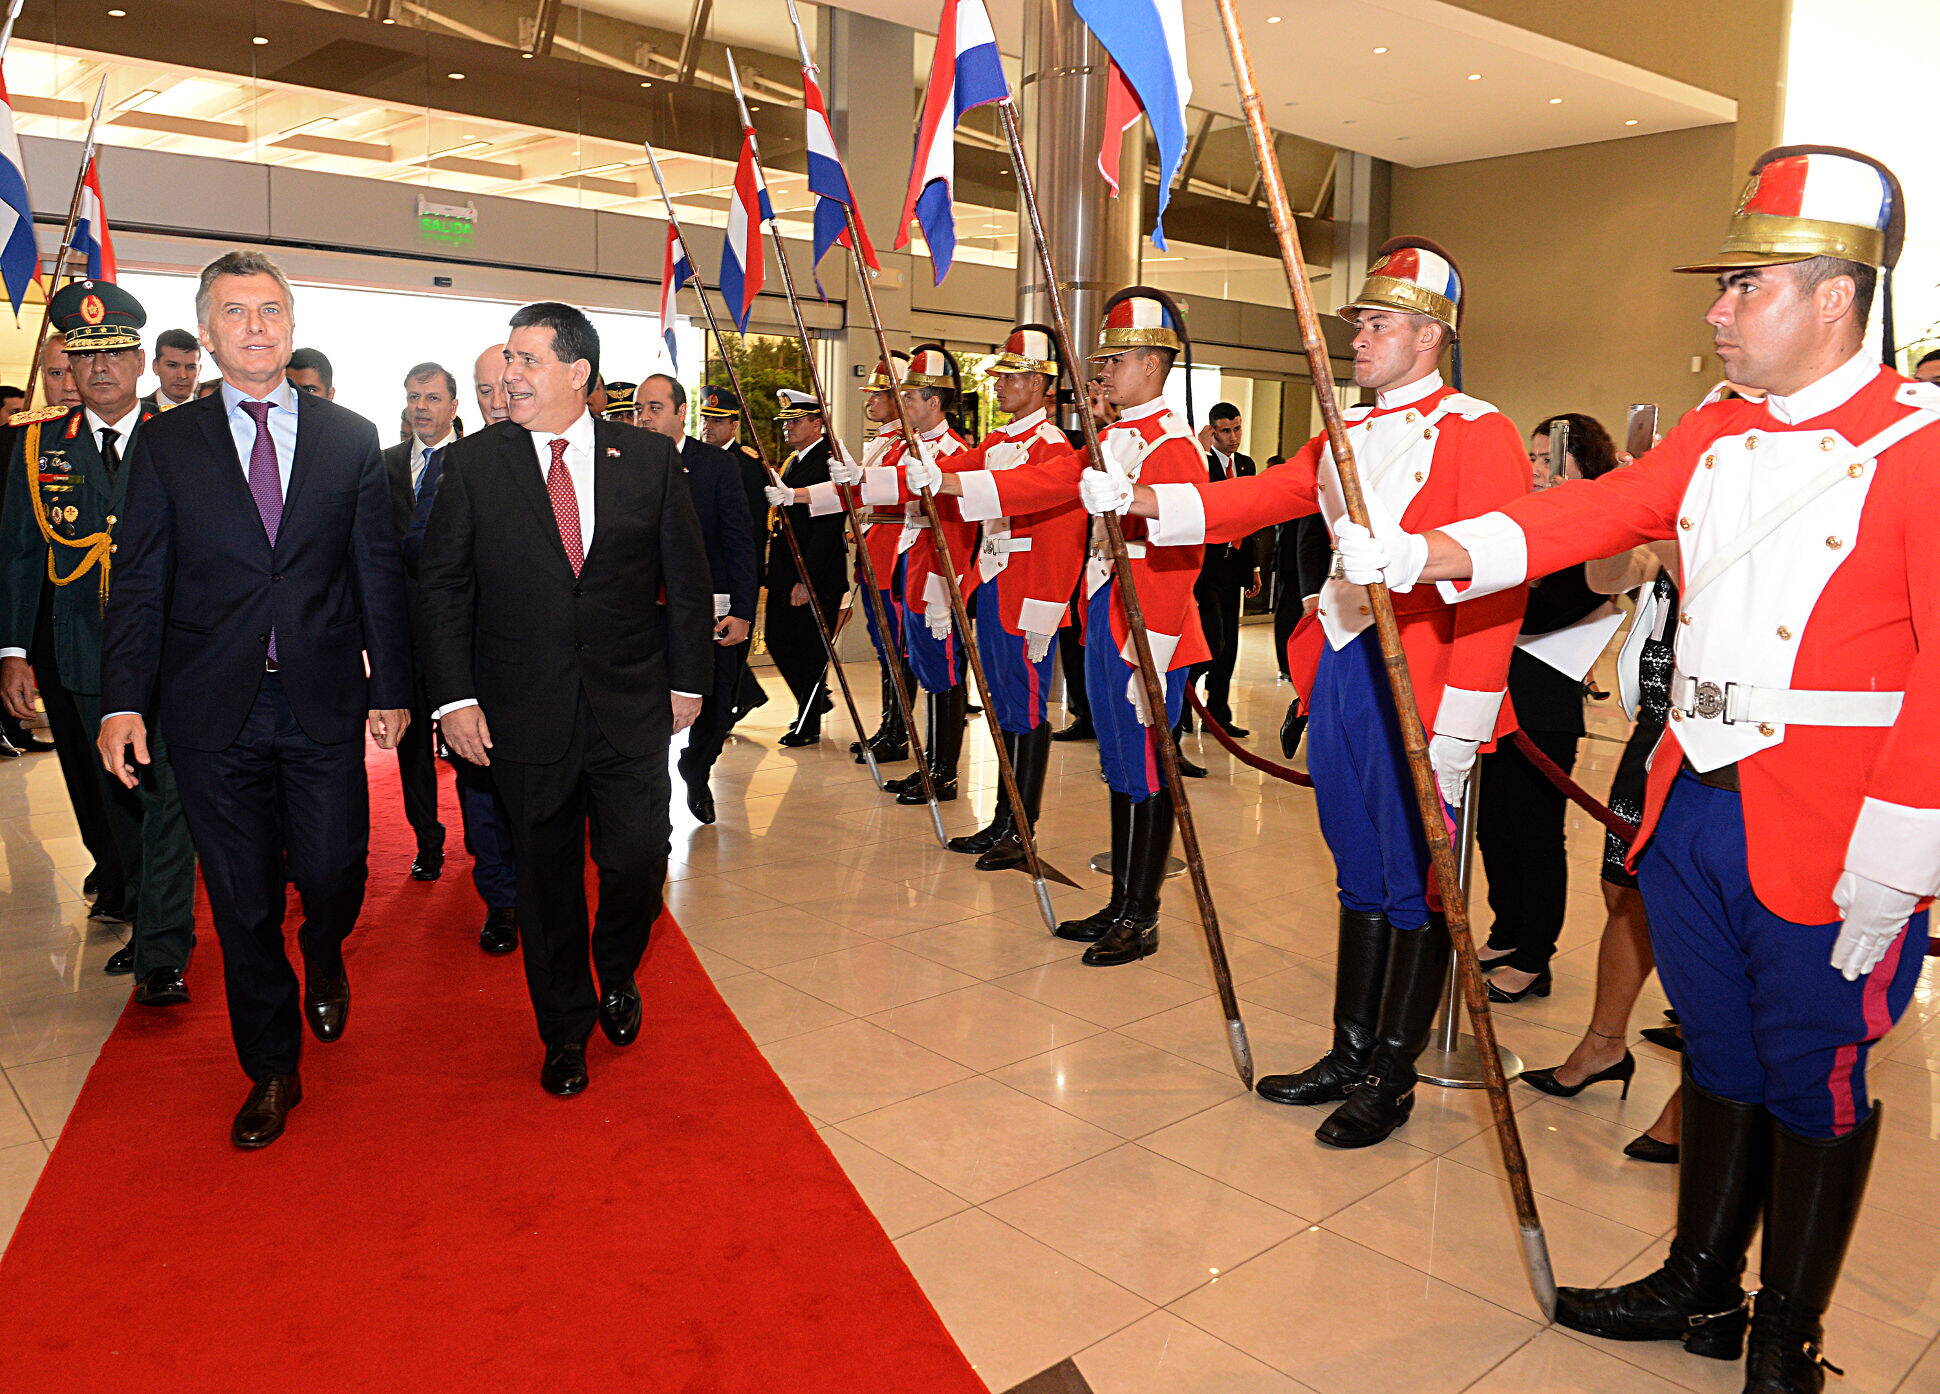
[602,381,638,419]
[48,279,145,353]
[698,385,741,418]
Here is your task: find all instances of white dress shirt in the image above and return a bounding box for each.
[411,428,457,492]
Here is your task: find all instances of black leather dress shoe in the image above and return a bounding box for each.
[598,979,642,1046]
[302,956,350,1043]
[90,900,133,925]
[133,966,189,1006]
[479,907,519,955]
[232,1074,301,1149]
[410,848,444,881]
[15,735,52,752]
[687,784,717,824]
[1081,915,1159,966]
[778,730,820,748]
[1051,718,1095,743]
[1177,754,1208,779]
[104,943,136,975]
[541,1042,589,1097]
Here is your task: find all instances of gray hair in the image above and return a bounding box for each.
[195,249,294,327]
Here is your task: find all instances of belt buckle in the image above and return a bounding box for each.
[1692,680,1724,720]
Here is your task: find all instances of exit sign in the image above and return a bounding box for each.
[416,195,477,247]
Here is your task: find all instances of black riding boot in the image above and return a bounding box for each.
[1256,908,1392,1106]
[856,661,913,764]
[898,684,965,803]
[1056,792,1131,942]
[1083,789,1172,966]
[1314,916,1450,1147]
[949,728,1018,855]
[1555,1072,1764,1358]
[1743,1109,1881,1392]
[977,722,1051,871]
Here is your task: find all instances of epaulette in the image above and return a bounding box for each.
[1440,392,1500,421]
[13,404,70,426]
[1894,380,1940,412]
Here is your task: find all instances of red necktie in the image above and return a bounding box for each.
[545,437,584,575]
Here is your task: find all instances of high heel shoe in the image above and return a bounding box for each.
[1624,1133,1680,1164]
[1520,1050,1636,1099]
[1639,1025,1684,1052]
[1486,969,1551,1003]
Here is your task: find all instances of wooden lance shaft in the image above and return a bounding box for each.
[640,166,882,789]
[991,96,1253,1087]
[22,81,108,414]
[1208,0,1555,1317]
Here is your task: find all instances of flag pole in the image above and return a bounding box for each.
[22,76,105,413]
[976,86,1253,1083]
[642,140,888,791]
[0,0,29,63]
[1208,0,1554,1317]
[741,42,1078,924]
[716,51,955,848]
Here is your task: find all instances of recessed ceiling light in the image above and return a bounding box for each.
[1372,46,1388,53]
[447,72,465,79]
[1624,118,1639,126]
[1267,14,1282,21]
[380,15,394,22]
[106,7,125,14]
[1548,97,1563,105]
[1466,72,1482,81]
[639,80,653,88]
[252,35,268,45]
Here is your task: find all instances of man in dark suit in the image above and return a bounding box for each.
[696,385,773,726]
[381,361,457,881]
[98,250,413,1149]
[636,373,758,824]
[1193,401,1262,735]
[419,305,712,1098]
[758,389,847,747]
[1,282,197,1007]
[140,327,200,415]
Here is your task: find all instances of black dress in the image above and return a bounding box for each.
[1602,572,1678,888]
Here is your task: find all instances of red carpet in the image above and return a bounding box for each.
[0,752,984,1392]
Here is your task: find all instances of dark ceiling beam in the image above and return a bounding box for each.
[674,0,714,87]
[527,0,561,58]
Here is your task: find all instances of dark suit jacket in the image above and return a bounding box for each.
[1276,514,1331,607]
[417,416,713,765]
[1200,449,1263,585]
[678,436,759,625]
[765,438,847,599]
[1508,562,1607,736]
[101,389,412,750]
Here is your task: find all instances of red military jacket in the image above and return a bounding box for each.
[859,421,973,624]
[1144,373,1528,742]
[1439,354,1940,922]
[954,397,1207,673]
[805,424,900,592]
[938,408,1087,637]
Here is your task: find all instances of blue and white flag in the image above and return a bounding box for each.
[0,67,38,314]
[1072,0,1193,248]
[896,0,1008,284]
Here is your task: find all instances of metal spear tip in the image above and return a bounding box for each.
[926,802,949,848]
[1228,1018,1255,1089]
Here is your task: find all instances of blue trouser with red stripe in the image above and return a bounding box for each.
[1639,772,1929,1138]
[1085,582,1184,802]
[905,588,963,695]
[861,554,906,663]
[975,571,1058,733]
[1306,630,1434,932]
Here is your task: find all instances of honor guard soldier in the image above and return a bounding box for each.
[848,346,973,803]
[760,388,850,747]
[0,280,197,1005]
[1341,148,1931,1392]
[929,325,1086,870]
[940,288,1208,965]
[1121,240,1530,1144]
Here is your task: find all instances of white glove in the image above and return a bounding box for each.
[1026,631,1053,664]
[1428,734,1480,807]
[1830,870,1921,980]
[925,601,953,640]
[1081,468,1134,516]
[904,446,945,496]
[827,449,864,488]
[1125,674,1154,726]
[1333,520,1428,593]
[763,484,794,508]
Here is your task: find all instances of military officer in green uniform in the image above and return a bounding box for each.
[0,280,196,1005]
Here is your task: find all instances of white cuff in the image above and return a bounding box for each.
[1846,797,1940,897]
[923,573,952,612]
[0,647,25,661]
[1433,686,1504,743]
[860,466,902,507]
[954,469,1004,523]
[1127,628,1180,673]
[1434,511,1529,603]
[673,690,703,700]
[804,482,843,517]
[432,699,479,721]
[1144,483,1207,546]
[1017,597,1066,635]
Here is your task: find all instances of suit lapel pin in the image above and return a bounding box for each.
[605,446,621,457]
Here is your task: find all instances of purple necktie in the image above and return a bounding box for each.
[242,400,282,660]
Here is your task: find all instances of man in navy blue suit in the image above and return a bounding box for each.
[98,250,413,1150]
[636,374,758,826]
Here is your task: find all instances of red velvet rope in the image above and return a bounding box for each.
[1183,688,1641,848]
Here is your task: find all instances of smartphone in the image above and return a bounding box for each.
[1546,417,1571,486]
[1625,403,1659,459]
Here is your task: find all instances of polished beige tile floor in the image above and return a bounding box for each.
[2,628,1937,1392]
